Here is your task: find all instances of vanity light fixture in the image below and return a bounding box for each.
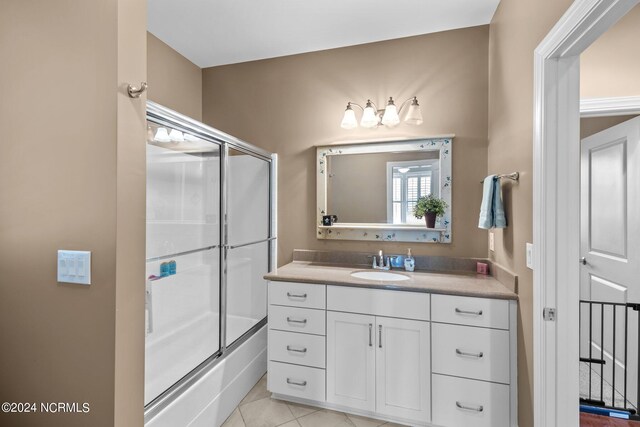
[154,127,171,143]
[341,96,423,129]
[168,129,185,142]
[153,127,187,143]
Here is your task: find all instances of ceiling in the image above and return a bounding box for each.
[148,0,501,68]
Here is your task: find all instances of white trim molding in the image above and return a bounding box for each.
[580,96,640,117]
[533,1,639,426]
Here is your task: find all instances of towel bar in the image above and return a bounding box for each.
[480,172,519,183]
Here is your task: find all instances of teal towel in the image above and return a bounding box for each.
[493,177,507,228]
[478,175,496,229]
[478,175,508,229]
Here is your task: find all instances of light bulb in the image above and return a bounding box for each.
[404,97,423,125]
[381,97,400,127]
[154,127,171,142]
[169,129,185,142]
[360,100,379,128]
[341,103,358,129]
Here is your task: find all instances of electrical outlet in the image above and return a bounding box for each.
[489,232,495,252]
[526,243,534,270]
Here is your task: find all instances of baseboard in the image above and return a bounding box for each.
[146,326,267,427]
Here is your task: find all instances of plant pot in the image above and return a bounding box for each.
[425,212,437,229]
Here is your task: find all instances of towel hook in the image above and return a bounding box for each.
[127,82,148,99]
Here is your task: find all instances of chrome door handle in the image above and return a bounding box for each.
[369,323,373,347]
[287,292,307,299]
[456,349,484,358]
[456,401,484,412]
[580,257,587,265]
[286,317,307,324]
[286,345,307,353]
[378,325,382,348]
[455,308,483,316]
[286,378,307,386]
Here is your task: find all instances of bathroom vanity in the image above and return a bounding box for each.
[264,261,517,427]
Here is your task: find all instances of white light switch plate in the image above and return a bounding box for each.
[526,243,534,270]
[489,232,495,252]
[58,250,91,285]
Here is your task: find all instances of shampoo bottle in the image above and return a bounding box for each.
[404,248,415,272]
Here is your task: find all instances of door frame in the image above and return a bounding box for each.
[533,0,639,426]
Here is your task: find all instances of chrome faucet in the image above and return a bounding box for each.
[370,250,395,270]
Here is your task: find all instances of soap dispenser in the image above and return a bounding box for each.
[404,248,415,272]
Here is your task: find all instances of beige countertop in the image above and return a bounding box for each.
[264,261,518,301]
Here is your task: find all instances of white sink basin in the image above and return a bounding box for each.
[350,271,410,282]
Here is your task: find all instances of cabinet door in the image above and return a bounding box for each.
[376,317,430,422]
[326,311,376,411]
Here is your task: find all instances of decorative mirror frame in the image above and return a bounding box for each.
[317,135,453,243]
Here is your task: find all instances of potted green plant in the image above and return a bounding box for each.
[413,194,448,229]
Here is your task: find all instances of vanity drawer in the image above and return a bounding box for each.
[432,322,510,384]
[327,285,430,321]
[268,305,326,336]
[269,281,326,309]
[432,374,510,427]
[269,330,326,368]
[431,294,510,330]
[268,361,326,402]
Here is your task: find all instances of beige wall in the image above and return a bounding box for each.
[0,2,146,426]
[202,26,490,264]
[581,5,640,99]
[581,115,639,139]
[148,32,203,120]
[488,0,574,426]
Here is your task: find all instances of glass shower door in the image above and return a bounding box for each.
[225,147,271,346]
[144,122,221,405]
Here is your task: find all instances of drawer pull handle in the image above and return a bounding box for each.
[369,323,373,347]
[378,325,382,348]
[456,349,484,358]
[286,317,307,324]
[287,292,307,299]
[286,345,308,353]
[286,378,307,386]
[456,401,484,412]
[455,308,483,316]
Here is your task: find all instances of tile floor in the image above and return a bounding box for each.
[222,374,408,427]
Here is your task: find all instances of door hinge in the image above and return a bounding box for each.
[543,307,556,321]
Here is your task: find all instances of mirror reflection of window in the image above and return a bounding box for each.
[388,160,440,224]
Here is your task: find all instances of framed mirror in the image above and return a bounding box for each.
[317,136,453,243]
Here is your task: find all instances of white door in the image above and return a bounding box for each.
[326,311,376,411]
[375,317,430,422]
[580,115,640,408]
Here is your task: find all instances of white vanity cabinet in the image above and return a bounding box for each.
[430,294,517,427]
[325,286,431,424]
[326,311,376,411]
[267,281,327,402]
[325,311,430,422]
[267,280,517,427]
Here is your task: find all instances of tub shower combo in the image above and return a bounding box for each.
[144,102,276,426]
